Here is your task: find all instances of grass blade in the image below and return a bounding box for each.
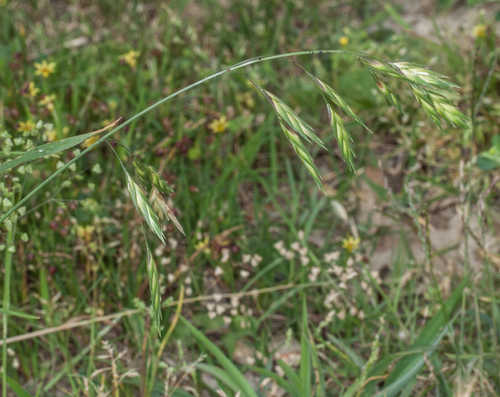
[369,278,468,397]
[180,317,258,397]
[197,363,241,392]
[6,376,31,397]
[0,118,121,174]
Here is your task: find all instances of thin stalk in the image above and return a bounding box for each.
[2,221,16,397]
[0,50,348,225]
[148,285,185,394]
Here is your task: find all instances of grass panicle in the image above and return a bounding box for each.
[361,57,470,129]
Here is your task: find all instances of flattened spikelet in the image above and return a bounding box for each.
[255,85,327,150]
[301,67,374,135]
[327,103,355,170]
[279,120,323,189]
[252,82,325,188]
[151,188,185,235]
[125,171,166,244]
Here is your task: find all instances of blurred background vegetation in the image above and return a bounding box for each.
[0,0,499,396]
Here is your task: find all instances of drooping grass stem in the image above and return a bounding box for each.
[0,50,346,225]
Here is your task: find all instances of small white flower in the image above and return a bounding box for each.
[213,293,223,302]
[251,254,262,267]
[214,266,224,276]
[221,248,230,263]
[168,238,178,249]
[291,242,301,252]
[216,305,225,315]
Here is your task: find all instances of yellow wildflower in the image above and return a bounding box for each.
[45,130,57,142]
[17,120,35,133]
[208,116,228,134]
[34,60,56,78]
[76,225,94,243]
[342,235,360,253]
[81,135,100,148]
[39,94,56,111]
[339,36,349,46]
[195,236,211,255]
[120,50,140,68]
[28,82,39,98]
[472,24,487,39]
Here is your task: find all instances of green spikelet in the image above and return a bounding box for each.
[300,66,374,135]
[251,82,325,189]
[278,120,323,189]
[146,242,163,336]
[327,103,355,171]
[125,171,166,244]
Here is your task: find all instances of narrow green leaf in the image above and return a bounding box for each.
[369,279,467,397]
[0,118,122,175]
[277,359,302,393]
[180,317,258,397]
[477,135,500,170]
[0,308,39,320]
[0,130,101,174]
[6,376,32,397]
[197,363,241,392]
[253,366,299,396]
[328,335,364,369]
